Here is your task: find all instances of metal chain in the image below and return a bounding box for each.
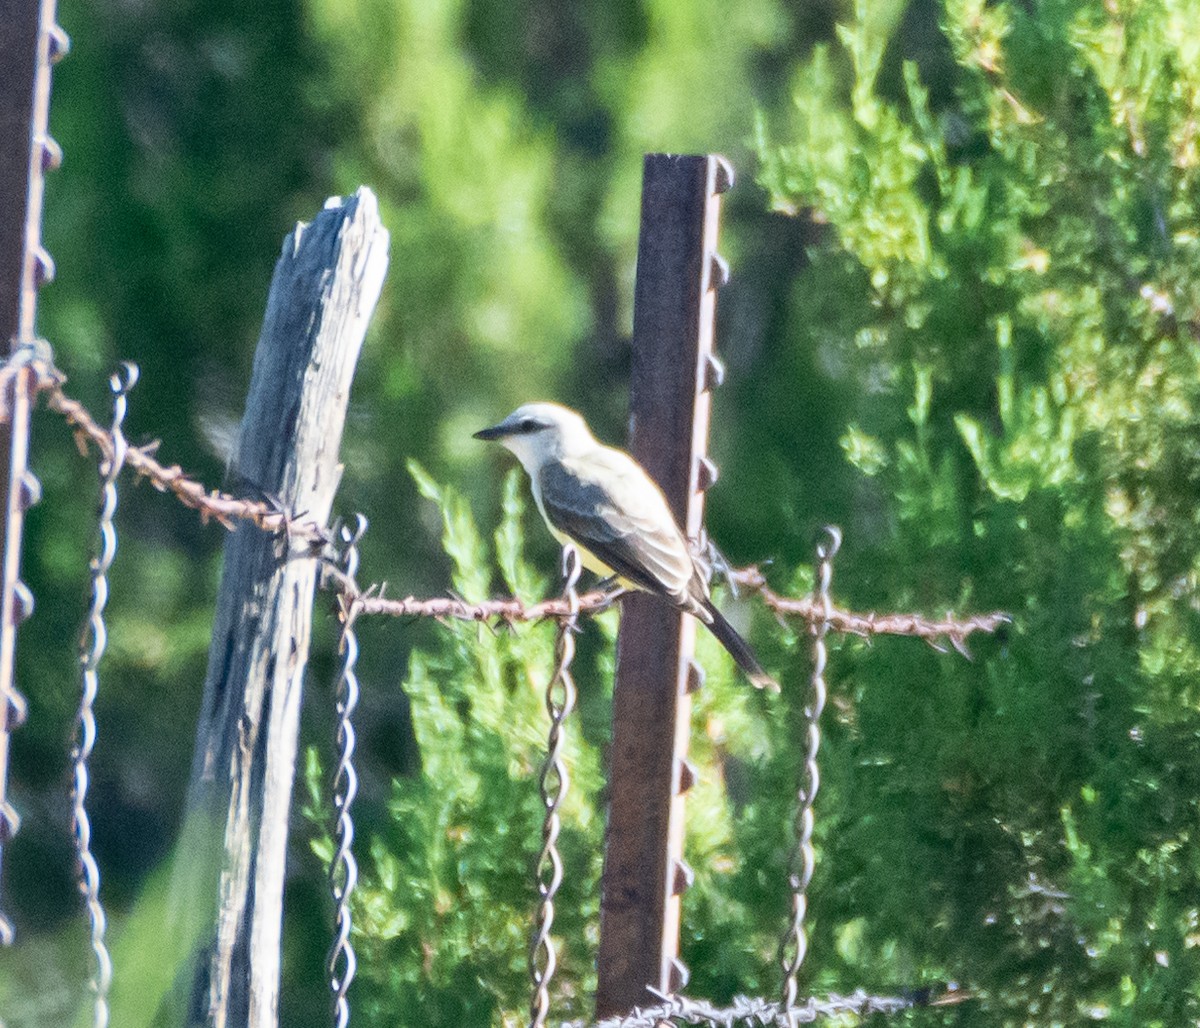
[71,362,136,1028]
[327,515,366,1028]
[529,544,582,1028]
[779,525,841,1024]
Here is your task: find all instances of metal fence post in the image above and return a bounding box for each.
[595,152,733,1017]
[0,0,67,942]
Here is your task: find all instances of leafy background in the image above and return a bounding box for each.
[3,0,1200,1025]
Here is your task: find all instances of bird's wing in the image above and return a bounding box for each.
[537,447,701,605]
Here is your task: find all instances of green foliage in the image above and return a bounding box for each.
[756,0,1200,1019]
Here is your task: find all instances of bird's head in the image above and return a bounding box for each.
[473,402,595,472]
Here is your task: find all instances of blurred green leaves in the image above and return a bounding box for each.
[755,0,1200,1019]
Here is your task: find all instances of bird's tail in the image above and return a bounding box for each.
[699,598,778,691]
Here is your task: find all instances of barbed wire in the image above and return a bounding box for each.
[729,567,1010,652]
[37,362,326,544]
[529,545,583,1028]
[26,363,1009,645]
[331,574,1008,643]
[327,515,367,1028]
[70,363,135,1028]
[328,583,611,624]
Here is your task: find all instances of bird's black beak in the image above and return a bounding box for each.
[473,424,508,441]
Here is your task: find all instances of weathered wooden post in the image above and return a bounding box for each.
[174,189,388,1028]
[0,0,67,942]
[595,153,732,1016]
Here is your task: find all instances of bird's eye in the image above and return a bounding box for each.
[518,419,539,433]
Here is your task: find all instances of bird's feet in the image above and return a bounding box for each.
[593,580,628,611]
[693,532,738,596]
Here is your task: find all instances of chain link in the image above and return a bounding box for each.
[327,514,366,1028]
[529,544,582,1028]
[779,526,841,1025]
[71,362,136,1028]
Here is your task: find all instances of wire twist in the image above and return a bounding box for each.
[72,362,136,1028]
[780,526,841,1025]
[328,515,367,1028]
[529,544,582,1028]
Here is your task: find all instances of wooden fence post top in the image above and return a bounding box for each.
[177,188,387,1028]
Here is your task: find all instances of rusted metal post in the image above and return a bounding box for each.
[0,0,66,942]
[595,153,733,1017]
[173,189,388,1028]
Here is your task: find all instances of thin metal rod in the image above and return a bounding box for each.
[779,526,841,1024]
[72,363,136,1028]
[529,544,582,1028]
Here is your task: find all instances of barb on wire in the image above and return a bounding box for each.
[562,989,922,1027]
[779,527,840,1025]
[730,566,1010,654]
[41,369,326,545]
[529,545,582,1028]
[327,515,367,1028]
[71,363,136,1028]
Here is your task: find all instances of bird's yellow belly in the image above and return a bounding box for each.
[545,523,637,588]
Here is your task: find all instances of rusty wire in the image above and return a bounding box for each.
[345,588,609,623]
[529,545,582,1028]
[40,365,325,543]
[730,566,1009,654]
[30,364,1009,646]
[340,581,1008,647]
[327,515,366,1028]
[71,363,136,1028]
[779,527,840,1025]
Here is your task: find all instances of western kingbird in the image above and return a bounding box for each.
[474,402,776,690]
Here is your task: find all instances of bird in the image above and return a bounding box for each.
[474,401,776,690]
